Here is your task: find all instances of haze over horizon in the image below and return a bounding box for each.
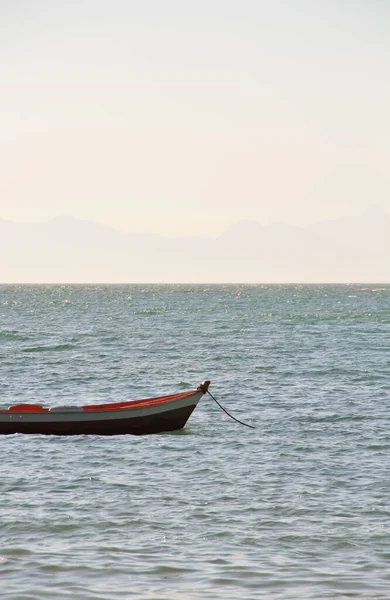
[1,207,390,283]
[1,1,389,280]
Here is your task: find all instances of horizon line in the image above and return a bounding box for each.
[1,281,390,286]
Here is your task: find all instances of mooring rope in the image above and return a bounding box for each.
[206,389,255,429]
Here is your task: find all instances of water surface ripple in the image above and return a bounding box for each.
[1,284,390,599]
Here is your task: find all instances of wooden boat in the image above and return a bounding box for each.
[0,381,210,436]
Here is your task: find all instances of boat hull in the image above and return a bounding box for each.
[0,385,208,436]
[0,404,197,436]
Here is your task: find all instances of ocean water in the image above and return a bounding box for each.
[1,284,390,600]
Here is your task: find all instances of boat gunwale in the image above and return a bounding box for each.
[82,390,197,412]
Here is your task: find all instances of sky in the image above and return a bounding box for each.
[1,0,390,238]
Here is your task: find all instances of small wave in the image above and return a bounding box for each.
[300,414,368,424]
[0,330,27,341]
[177,381,192,388]
[211,577,238,585]
[2,547,32,557]
[22,344,76,353]
[152,565,195,574]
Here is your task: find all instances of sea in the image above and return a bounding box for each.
[1,284,390,600]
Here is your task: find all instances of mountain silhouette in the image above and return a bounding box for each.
[1,208,390,282]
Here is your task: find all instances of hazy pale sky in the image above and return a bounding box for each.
[1,0,389,237]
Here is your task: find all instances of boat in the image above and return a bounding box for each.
[0,380,210,436]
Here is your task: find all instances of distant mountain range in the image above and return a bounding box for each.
[1,206,390,283]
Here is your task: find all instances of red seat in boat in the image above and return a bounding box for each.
[8,404,46,412]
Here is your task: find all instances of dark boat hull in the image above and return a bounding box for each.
[0,404,197,436]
